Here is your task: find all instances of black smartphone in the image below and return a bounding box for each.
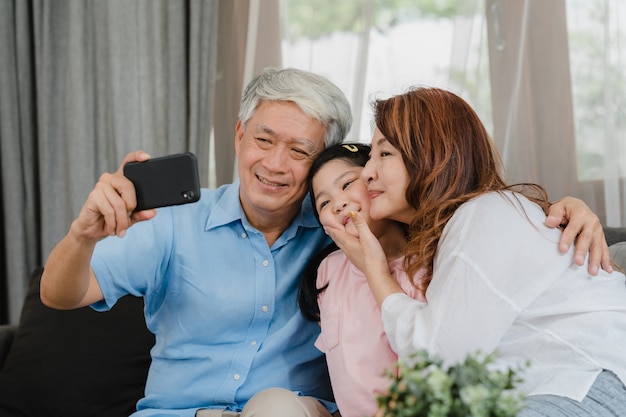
[123,152,201,211]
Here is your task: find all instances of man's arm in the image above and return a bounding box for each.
[40,151,157,310]
[546,196,612,276]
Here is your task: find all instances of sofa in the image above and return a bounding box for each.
[1,228,626,417]
[0,267,154,417]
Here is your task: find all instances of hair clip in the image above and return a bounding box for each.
[342,144,359,152]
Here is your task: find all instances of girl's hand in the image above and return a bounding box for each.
[325,211,387,273]
[326,211,403,307]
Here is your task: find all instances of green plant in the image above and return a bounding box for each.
[377,349,527,417]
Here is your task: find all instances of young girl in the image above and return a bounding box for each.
[327,87,626,417]
[298,143,428,417]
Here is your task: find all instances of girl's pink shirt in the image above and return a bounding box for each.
[315,250,426,417]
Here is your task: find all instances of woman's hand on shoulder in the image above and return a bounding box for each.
[546,196,612,276]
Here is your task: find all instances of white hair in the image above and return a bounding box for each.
[238,68,353,146]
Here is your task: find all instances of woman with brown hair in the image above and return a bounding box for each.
[327,87,626,416]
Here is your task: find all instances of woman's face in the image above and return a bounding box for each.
[362,128,414,224]
[312,159,374,238]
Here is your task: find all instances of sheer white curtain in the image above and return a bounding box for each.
[487,0,579,202]
[277,0,626,226]
[211,0,281,186]
[488,0,626,227]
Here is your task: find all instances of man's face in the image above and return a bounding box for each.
[235,101,327,225]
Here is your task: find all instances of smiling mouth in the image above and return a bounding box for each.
[342,209,358,225]
[257,175,287,188]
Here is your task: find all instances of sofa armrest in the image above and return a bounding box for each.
[0,324,17,371]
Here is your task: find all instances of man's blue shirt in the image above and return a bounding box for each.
[91,180,334,417]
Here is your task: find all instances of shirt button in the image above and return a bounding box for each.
[250,340,257,346]
[233,373,240,381]
[262,260,269,267]
[241,232,247,238]
[261,305,269,312]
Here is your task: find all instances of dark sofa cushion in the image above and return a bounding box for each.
[604,226,626,247]
[0,324,17,370]
[0,267,154,417]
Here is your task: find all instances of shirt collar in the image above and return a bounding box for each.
[205,179,321,232]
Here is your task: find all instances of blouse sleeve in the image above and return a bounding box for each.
[381,192,575,364]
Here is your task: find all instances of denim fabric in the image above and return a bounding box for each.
[519,370,626,417]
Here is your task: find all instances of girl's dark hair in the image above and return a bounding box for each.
[298,142,371,321]
[298,242,339,322]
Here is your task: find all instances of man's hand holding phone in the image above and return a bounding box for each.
[71,151,154,242]
[73,150,201,241]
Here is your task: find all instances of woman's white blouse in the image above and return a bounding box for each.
[381,191,626,401]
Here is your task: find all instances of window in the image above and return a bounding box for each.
[279,0,626,224]
[280,0,490,141]
[567,0,626,181]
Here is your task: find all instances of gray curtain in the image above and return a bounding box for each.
[0,0,219,324]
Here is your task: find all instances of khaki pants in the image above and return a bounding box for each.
[196,410,239,417]
[195,388,340,417]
